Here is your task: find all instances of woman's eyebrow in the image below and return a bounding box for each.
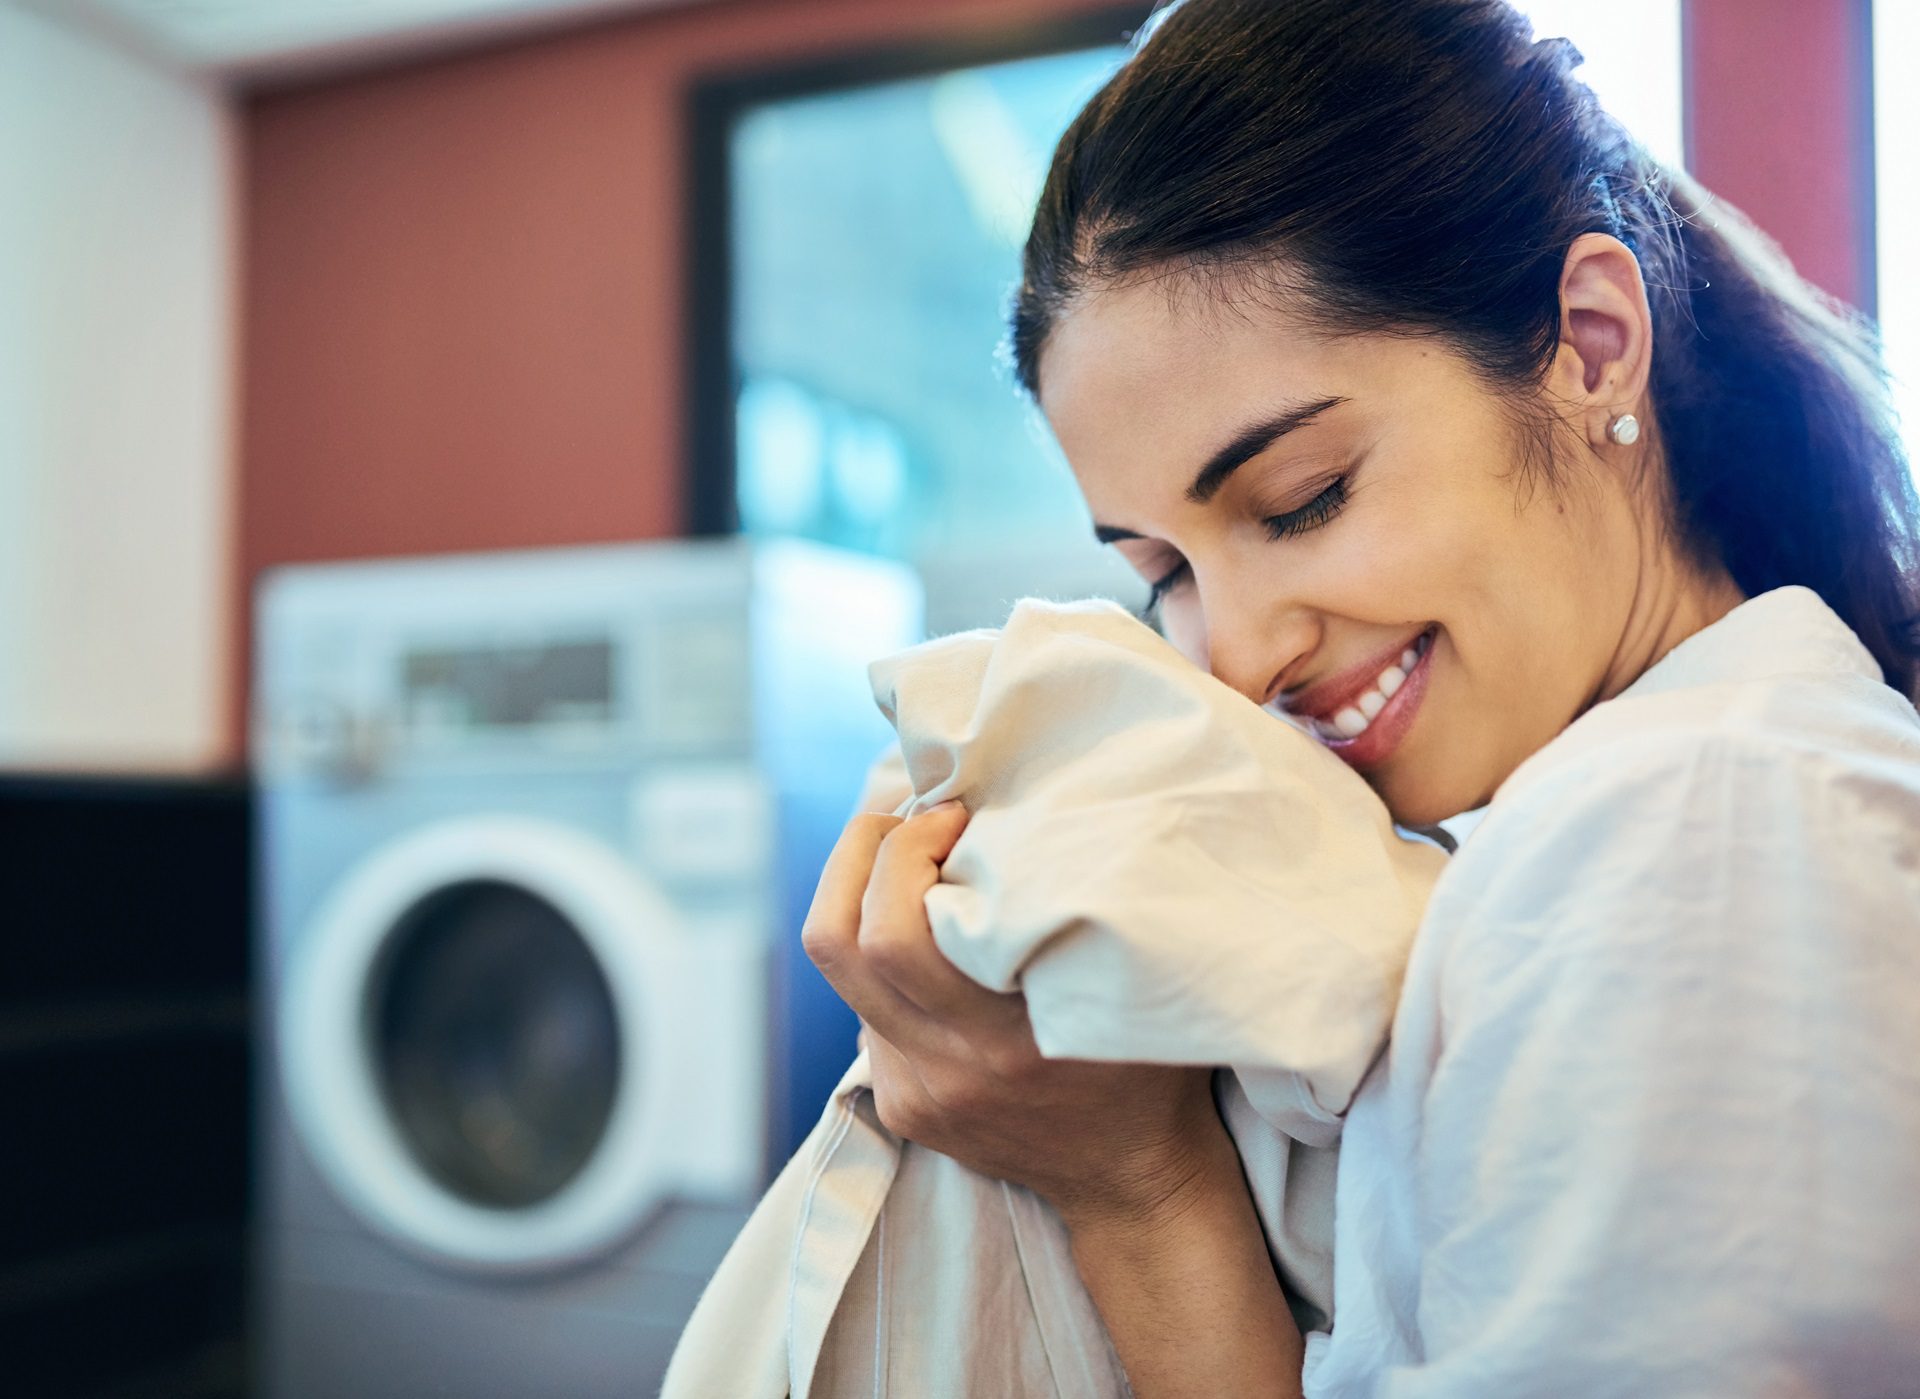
[1185,395,1349,504]
[1091,394,1349,544]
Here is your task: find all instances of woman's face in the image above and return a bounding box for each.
[1039,277,1652,826]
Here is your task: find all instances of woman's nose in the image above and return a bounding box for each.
[1195,587,1316,708]
[1209,635,1290,707]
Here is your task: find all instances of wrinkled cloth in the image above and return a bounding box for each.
[664,1048,1143,1399]
[879,599,1446,1132]
[663,598,1445,1399]
[1303,586,1920,1398]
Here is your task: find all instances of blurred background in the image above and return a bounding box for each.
[0,0,1909,1394]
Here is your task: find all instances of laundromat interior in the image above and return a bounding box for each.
[1,0,1910,1394]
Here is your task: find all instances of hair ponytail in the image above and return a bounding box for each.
[1012,0,1920,697]
[1638,165,1920,694]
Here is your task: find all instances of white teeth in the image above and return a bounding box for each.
[1307,634,1431,743]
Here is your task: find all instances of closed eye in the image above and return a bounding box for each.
[1135,471,1352,625]
[1263,473,1350,541]
[1136,559,1190,624]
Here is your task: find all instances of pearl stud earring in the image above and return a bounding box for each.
[1607,413,1640,446]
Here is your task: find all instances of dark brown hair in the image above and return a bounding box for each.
[1011,0,1920,696]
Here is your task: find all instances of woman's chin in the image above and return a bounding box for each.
[1375,769,1476,832]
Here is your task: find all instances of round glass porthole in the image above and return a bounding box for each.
[368,880,623,1210]
[282,816,681,1269]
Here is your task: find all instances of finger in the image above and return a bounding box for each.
[906,799,970,859]
[861,805,1012,1019]
[801,812,901,972]
[801,815,926,1041]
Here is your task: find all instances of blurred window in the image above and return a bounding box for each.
[727,40,1137,631]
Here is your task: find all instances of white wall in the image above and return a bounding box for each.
[0,3,235,771]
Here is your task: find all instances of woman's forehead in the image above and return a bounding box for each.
[1039,281,1388,493]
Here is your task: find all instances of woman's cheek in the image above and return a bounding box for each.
[1161,603,1208,669]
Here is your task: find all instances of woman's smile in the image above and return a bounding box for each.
[1282,627,1437,770]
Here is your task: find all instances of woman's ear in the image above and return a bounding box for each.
[1549,232,1655,449]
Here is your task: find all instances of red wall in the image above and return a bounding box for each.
[235,0,1127,758]
[234,0,1877,762]
[1687,0,1876,311]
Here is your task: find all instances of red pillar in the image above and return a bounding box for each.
[1685,0,1877,312]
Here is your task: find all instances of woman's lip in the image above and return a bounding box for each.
[1314,632,1435,770]
[1284,627,1433,721]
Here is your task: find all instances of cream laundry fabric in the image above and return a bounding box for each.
[661,598,1446,1399]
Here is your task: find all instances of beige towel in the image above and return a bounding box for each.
[662,598,1445,1399]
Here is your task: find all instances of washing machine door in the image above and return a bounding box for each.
[280,816,681,1270]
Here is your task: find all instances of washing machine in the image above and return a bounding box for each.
[252,539,920,1398]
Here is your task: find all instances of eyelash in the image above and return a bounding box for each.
[1136,473,1352,622]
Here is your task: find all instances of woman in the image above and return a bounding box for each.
[800,1,1920,1393]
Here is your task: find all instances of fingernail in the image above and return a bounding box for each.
[928,798,964,815]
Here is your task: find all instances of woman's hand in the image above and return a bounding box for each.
[800,801,1226,1225]
[802,801,1307,1397]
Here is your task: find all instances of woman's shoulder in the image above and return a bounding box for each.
[1425,637,1920,963]
[1470,586,1918,857]
[1410,692,1920,1059]
[1504,673,1916,809]
[1487,670,1916,840]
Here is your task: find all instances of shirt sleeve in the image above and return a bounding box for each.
[1378,730,1920,1399]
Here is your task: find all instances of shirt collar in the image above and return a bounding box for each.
[1615,585,1884,703]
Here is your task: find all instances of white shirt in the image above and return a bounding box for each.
[1303,586,1920,1398]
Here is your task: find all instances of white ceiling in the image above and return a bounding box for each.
[15,0,710,85]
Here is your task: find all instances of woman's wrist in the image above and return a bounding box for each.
[1051,1116,1238,1239]
[1056,1118,1305,1398]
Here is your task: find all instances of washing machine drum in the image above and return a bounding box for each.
[371,879,621,1210]
[281,817,681,1270]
